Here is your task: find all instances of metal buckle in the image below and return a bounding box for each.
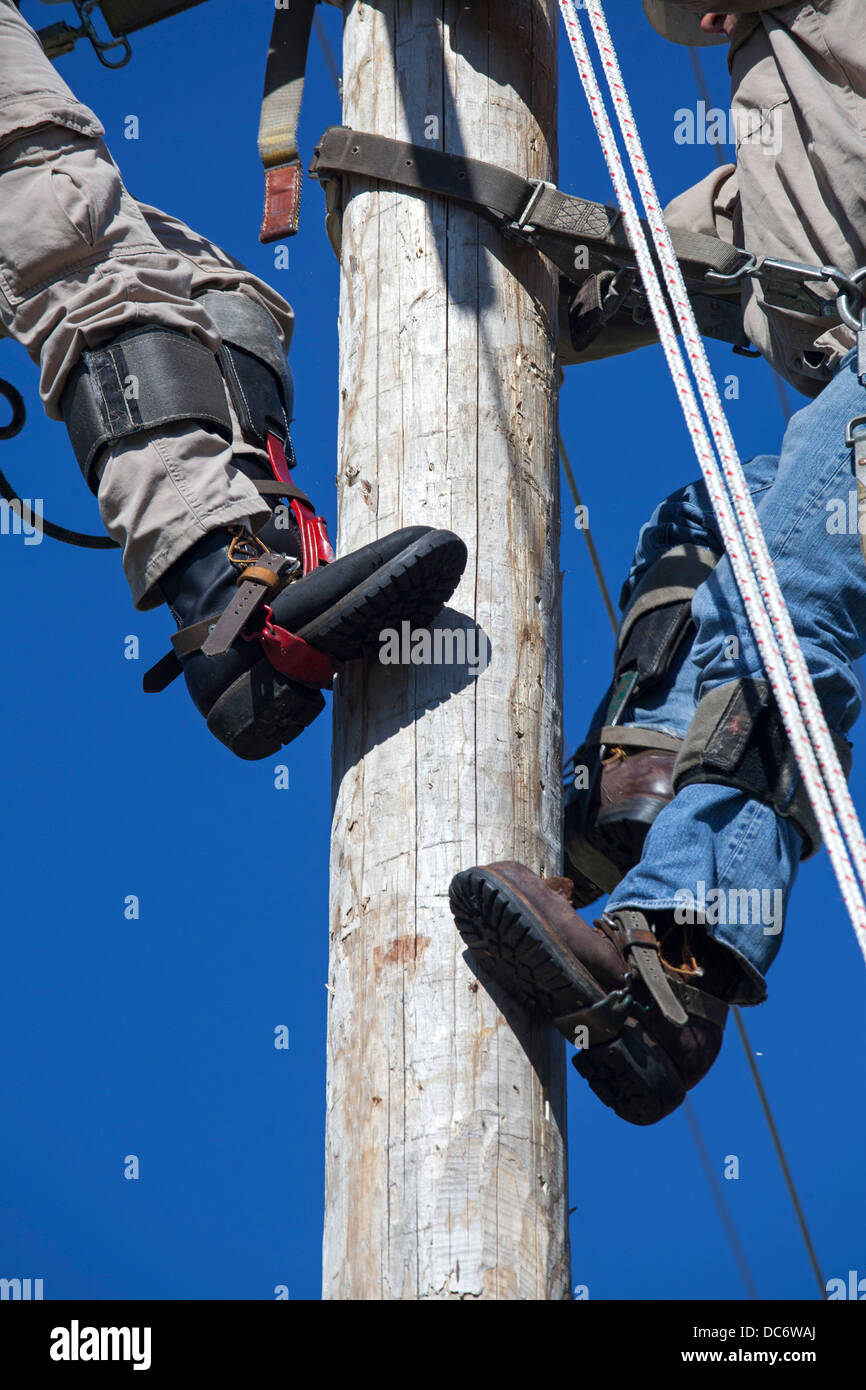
[704,252,758,288]
[555,986,633,1048]
[845,414,866,448]
[503,179,556,240]
[754,257,837,318]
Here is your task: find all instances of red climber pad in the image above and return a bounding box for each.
[292,499,335,572]
[266,431,294,487]
[259,613,338,688]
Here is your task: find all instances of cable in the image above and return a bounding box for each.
[0,376,118,550]
[314,9,341,98]
[731,1010,827,1299]
[559,431,618,631]
[683,1098,761,1300]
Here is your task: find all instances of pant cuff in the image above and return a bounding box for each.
[131,498,270,611]
[604,893,769,1006]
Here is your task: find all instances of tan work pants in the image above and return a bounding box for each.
[0,0,294,608]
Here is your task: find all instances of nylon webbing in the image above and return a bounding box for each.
[258,0,344,242]
[258,0,318,240]
[560,0,866,959]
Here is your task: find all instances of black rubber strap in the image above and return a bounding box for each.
[673,679,854,860]
[61,327,233,494]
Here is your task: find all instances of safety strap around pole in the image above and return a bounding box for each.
[310,125,839,324]
[310,124,750,283]
[258,0,318,243]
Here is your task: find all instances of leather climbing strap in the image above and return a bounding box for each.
[597,909,688,1027]
[141,530,303,695]
[309,124,753,285]
[200,532,299,658]
[595,726,682,754]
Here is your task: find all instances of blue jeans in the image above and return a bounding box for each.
[603,350,866,1001]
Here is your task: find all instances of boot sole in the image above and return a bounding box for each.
[208,529,467,760]
[449,866,685,1126]
[449,866,607,1019]
[294,529,467,657]
[574,1021,684,1127]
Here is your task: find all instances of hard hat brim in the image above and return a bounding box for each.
[642,1,728,48]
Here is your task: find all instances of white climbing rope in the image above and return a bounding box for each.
[558,0,866,960]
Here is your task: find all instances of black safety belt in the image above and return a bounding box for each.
[308,124,842,332]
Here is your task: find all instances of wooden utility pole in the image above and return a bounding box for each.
[324,0,568,1300]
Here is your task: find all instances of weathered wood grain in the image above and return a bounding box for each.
[323,0,569,1300]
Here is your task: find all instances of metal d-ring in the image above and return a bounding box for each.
[830,265,866,331]
[845,414,866,448]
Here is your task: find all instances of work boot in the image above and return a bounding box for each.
[448,861,732,1126]
[563,734,677,906]
[149,521,467,759]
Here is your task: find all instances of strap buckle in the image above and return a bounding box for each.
[555,986,633,1048]
[503,179,556,241]
[704,252,758,288]
[845,414,866,448]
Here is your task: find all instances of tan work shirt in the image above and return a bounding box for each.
[663,0,866,397]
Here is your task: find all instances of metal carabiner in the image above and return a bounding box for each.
[39,2,132,69]
[822,264,866,331]
[76,1,132,68]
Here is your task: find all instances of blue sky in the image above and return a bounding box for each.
[1,1,863,1301]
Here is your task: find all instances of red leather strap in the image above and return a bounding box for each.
[260,161,303,243]
[258,609,339,687]
[291,499,335,574]
[266,431,294,486]
[265,432,336,575]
